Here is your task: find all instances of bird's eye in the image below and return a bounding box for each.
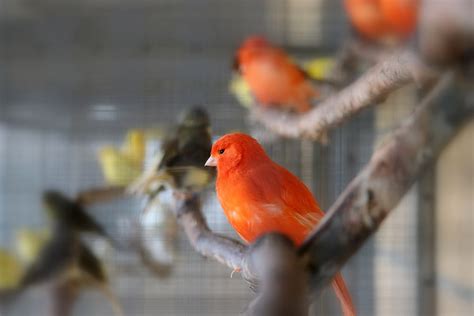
[218,149,225,155]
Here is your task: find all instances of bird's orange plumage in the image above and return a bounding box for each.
[380,0,418,37]
[208,133,355,316]
[234,36,317,113]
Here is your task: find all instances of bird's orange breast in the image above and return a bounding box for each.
[216,162,323,246]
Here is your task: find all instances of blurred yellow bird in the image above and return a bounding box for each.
[0,249,23,290]
[98,129,146,186]
[122,129,146,166]
[1,229,51,291]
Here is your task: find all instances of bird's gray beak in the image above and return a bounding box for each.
[205,156,217,167]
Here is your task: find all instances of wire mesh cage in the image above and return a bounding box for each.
[0,1,473,316]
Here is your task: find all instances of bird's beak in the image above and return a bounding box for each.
[205,156,217,167]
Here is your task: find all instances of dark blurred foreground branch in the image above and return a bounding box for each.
[243,234,308,316]
[252,50,434,142]
[50,281,79,316]
[299,72,474,297]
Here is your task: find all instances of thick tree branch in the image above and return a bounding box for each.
[173,195,247,274]
[252,50,432,141]
[329,38,395,85]
[299,72,474,296]
[173,195,308,315]
[243,234,308,316]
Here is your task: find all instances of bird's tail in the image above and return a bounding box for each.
[331,273,356,316]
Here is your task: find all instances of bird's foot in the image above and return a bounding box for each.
[230,267,242,278]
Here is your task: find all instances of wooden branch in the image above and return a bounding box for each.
[50,281,79,316]
[299,72,474,296]
[76,186,126,206]
[173,195,248,274]
[243,234,308,316]
[329,38,394,85]
[173,194,310,315]
[252,50,433,141]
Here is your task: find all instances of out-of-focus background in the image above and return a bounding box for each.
[0,0,472,315]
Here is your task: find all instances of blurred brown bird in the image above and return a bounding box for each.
[1,191,123,316]
[129,106,215,200]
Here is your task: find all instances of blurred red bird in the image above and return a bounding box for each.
[233,36,318,113]
[380,0,419,37]
[344,0,419,42]
[205,133,356,316]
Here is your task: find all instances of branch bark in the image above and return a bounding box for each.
[243,234,308,316]
[299,72,474,297]
[173,195,248,274]
[50,281,79,316]
[76,186,126,206]
[251,50,431,141]
[329,38,395,85]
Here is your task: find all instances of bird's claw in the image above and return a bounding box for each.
[230,267,242,278]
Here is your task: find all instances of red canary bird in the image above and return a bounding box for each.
[380,0,418,37]
[205,133,356,316]
[344,0,419,42]
[233,36,318,113]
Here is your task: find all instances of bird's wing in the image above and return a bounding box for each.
[76,243,124,316]
[241,163,324,241]
[157,131,180,170]
[78,242,107,283]
[73,206,110,239]
[275,164,324,223]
